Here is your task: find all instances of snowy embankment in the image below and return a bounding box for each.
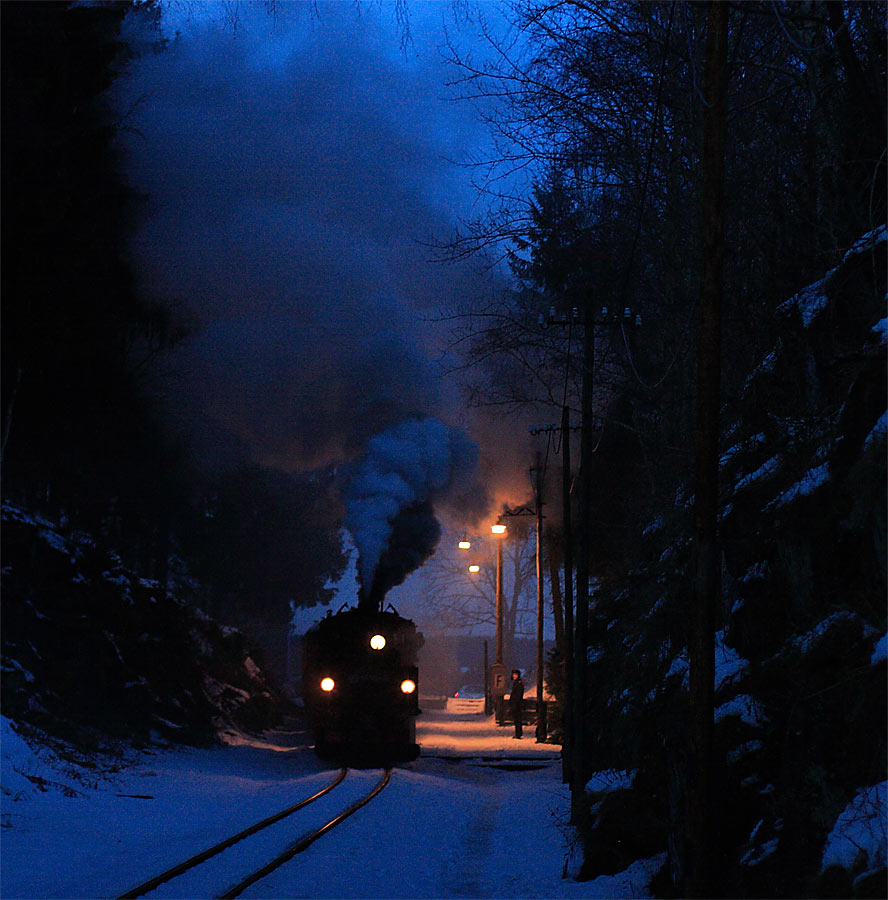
[2,711,662,899]
[1,502,281,746]
[571,226,886,895]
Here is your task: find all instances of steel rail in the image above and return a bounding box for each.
[116,767,348,900]
[218,768,393,900]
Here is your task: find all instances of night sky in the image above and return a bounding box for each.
[116,1,530,503]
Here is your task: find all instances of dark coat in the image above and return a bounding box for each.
[509,677,524,711]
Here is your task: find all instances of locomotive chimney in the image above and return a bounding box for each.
[358,582,385,613]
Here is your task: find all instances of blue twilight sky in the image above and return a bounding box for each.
[116,0,534,487]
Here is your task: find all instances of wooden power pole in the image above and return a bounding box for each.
[561,403,574,788]
[572,299,595,822]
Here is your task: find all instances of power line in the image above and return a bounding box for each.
[770,0,848,55]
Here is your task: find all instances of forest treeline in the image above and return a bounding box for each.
[445,0,884,549]
[437,2,885,898]
[1,2,885,896]
[0,1,346,665]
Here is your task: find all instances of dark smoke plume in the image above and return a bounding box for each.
[344,417,481,608]
[362,500,441,609]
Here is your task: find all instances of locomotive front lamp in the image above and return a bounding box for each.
[369,634,386,650]
[320,677,335,692]
[400,679,416,694]
[468,564,480,573]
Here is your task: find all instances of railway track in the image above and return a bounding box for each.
[116,767,392,900]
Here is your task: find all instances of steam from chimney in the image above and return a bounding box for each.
[344,417,480,607]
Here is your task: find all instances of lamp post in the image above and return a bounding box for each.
[488,523,508,719]
[460,528,507,714]
[498,502,547,740]
[530,453,547,743]
[491,523,506,665]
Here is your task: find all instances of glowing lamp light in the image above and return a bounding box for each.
[369,634,386,651]
[491,524,507,535]
[468,564,481,574]
[458,540,472,550]
[320,677,335,692]
[400,679,416,694]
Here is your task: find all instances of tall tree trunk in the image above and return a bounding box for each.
[686,3,729,898]
[546,526,565,657]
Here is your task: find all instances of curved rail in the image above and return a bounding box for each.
[116,768,348,900]
[218,768,392,899]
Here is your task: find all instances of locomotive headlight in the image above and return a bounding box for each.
[320,677,335,692]
[369,634,386,651]
[400,679,416,694]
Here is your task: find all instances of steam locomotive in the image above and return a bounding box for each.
[301,603,423,762]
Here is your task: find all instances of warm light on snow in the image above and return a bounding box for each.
[1,713,664,899]
[417,709,559,759]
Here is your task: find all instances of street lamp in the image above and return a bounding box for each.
[490,522,508,722]
[457,524,511,717]
[491,523,506,666]
[498,498,548,743]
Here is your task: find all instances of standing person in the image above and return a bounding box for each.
[509,669,525,739]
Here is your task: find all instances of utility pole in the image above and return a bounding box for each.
[561,404,574,786]
[532,452,547,742]
[539,306,641,809]
[572,296,595,822]
[687,3,729,897]
[531,417,575,780]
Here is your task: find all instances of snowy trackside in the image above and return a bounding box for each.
[1,713,660,899]
[416,708,560,759]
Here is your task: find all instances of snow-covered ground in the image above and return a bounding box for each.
[1,711,662,899]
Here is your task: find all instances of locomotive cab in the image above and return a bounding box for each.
[302,607,422,762]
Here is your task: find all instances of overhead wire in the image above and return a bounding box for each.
[769,0,848,55]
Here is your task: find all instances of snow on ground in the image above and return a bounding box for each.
[1,712,659,899]
[416,709,560,759]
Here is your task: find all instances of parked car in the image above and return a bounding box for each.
[446,684,486,714]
